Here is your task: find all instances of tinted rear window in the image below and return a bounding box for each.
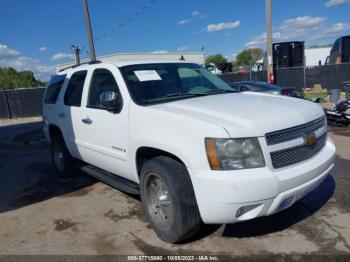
[44,74,66,104]
[64,71,87,107]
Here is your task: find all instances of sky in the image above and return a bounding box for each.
[0,0,350,80]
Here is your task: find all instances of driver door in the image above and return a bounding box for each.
[76,66,130,179]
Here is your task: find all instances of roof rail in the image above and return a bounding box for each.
[58,60,102,72]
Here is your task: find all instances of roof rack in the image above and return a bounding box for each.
[58,60,102,72]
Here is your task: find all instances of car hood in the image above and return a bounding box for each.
[151,92,324,137]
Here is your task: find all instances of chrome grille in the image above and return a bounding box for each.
[270,134,327,169]
[265,117,326,145]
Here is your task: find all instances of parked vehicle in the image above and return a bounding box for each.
[43,60,336,243]
[326,35,350,64]
[325,99,350,126]
[229,81,299,97]
[281,87,299,97]
[229,81,280,94]
[205,63,222,75]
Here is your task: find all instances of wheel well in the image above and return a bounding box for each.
[48,125,62,140]
[136,147,185,176]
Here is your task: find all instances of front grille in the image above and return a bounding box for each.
[265,117,326,145]
[270,134,327,169]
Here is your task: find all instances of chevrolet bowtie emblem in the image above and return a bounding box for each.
[303,133,317,146]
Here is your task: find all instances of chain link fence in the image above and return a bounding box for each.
[0,91,11,119]
[220,62,350,92]
[0,88,46,119]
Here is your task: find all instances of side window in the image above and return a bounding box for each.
[44,74,66,104]
[64,70,87,107]
[88,68,121,109]
[331,39,340,53]
[342,37,350,63]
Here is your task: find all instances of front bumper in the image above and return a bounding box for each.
[189,137,336,224]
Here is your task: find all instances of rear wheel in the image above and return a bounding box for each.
[140,156,201,243]
[51,133,77,178]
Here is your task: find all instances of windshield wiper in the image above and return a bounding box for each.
[202,89,239,94]
[142,90,237,104]
[143,93,207,104]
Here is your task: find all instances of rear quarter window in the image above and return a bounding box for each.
[44,74,67,104]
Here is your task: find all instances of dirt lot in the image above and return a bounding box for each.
[0,119,349,260]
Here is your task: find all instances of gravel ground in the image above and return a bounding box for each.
[0,120,349,261]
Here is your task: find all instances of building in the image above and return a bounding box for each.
[55,52,205,72]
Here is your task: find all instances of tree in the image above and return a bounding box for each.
[205,54,228,71]
[235,48,264,66]
[0,67,47,90]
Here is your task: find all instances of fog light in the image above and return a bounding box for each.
[277,196,295,212]
[236,204,261,218]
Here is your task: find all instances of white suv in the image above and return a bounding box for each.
[43,60,336,243]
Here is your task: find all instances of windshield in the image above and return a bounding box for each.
[120,63,234,105]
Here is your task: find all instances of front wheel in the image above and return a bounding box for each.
[140,156,202,243]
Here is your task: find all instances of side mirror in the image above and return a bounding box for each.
[99,91,121,111]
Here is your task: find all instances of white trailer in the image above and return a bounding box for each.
[305,47,331,66]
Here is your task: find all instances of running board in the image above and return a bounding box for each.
[81,165,140,195]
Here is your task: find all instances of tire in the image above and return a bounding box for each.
[51,133,78,178]
[140,156,202,243]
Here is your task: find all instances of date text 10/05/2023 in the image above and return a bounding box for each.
[127,255,220,261]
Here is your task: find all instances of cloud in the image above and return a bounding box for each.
[205,21,240,32]
[0,43,54,80]
[39,46,47,52]
[245,32,282,48]
[281,16,325,31]
[313,23,350,40]
[177,46,188,52]
[151,50,168,54]
[177,19,191,25]
[192,10,207,18]
[325,0,350,7]
[177,11,206,27]
[192,10,200,17]
[0,44,20,58]
[245,16,327,47]
[227,52,239,61]
[0,56,54,80]
[51,53,73,62]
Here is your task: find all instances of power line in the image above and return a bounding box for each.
[81,0,157,55]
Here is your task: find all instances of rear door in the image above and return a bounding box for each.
[59,70,88,159]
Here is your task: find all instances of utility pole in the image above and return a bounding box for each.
[82,0,96,62]
[266,0,273,83]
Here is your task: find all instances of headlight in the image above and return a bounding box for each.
[205,138,265,170]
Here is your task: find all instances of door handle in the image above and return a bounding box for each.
[58,112,65,118]
[82,117,93,125]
